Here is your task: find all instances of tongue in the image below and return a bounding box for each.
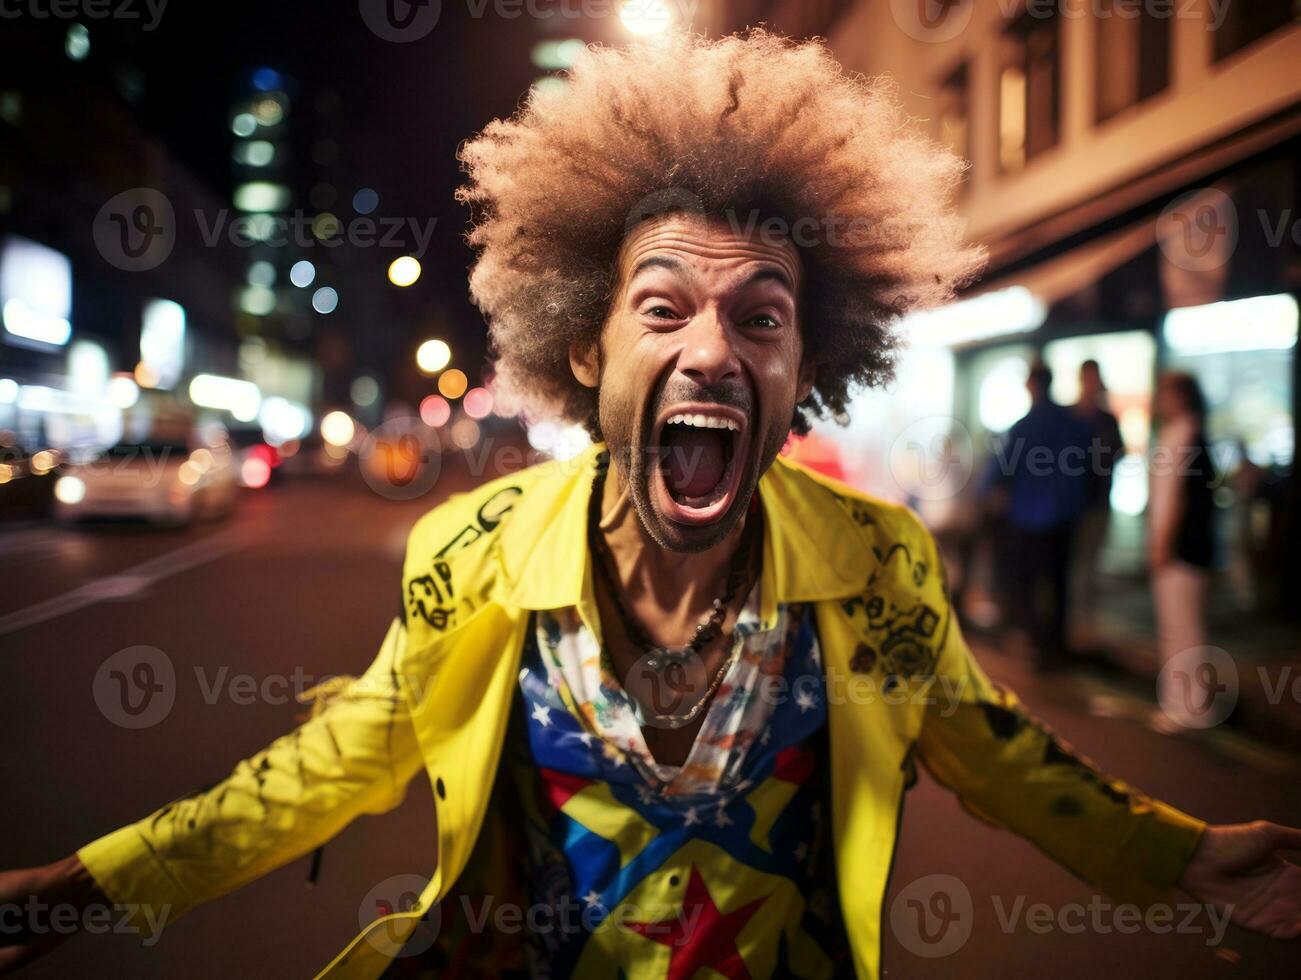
[664,427,726,499]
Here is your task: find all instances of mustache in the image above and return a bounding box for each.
[651,378,753,420]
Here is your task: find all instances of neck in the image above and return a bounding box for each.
[596,461,749,618]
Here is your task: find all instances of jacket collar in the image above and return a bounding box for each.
[499,443,869,621]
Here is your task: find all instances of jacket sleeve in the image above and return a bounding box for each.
[76,617,425,929]
[911,524,1205,910]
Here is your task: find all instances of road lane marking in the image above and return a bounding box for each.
[0,532,242,638]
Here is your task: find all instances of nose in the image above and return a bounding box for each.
[676,310,741,387]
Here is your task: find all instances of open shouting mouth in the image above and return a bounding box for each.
[650,402,749,526]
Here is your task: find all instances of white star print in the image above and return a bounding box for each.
[683,807,700,826]
[577,731,594,746]
[714,809,733,828]
[634,784,655,805]
[531,703,552,727]
[795,689,817,713]
[760,729,772,746]
[582,890,603,909]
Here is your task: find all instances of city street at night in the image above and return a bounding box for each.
[2,467,1297,978]
[3,2,1301,977]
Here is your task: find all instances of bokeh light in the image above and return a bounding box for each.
[463,387,493,420]
[65,24,90,62]
[350,375,379,407]
[353,188,379,214]
[438,368,468,399]
[420,394,451,428]
[241,456,272,489]
[415,339,451,374]
[388,256,421,287]
[289,260,316,287]
[450,417,481,449]
[619,0,672,36]
[312,286,339,314]
[107,375,139,409]
[320,410,355,447]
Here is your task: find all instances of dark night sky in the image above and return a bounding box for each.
[3,1,647,398]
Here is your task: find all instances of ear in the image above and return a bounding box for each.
[795,357,816,404]
[569,340,600,389]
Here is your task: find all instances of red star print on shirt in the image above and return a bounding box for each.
[623,865,768,980]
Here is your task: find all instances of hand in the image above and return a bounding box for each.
[0,856,105,974]
[1179,821,1301,939]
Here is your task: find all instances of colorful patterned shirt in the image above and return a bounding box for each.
[503,587,853,978]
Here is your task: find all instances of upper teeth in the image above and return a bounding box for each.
[665,413,739,431]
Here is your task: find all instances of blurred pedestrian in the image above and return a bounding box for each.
[985,360,1091,669]
[1070,359,1126,644]
[1150,371,1218,724]
[1227,438,1263,612]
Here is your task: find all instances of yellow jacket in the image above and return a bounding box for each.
[78,445,1204,978]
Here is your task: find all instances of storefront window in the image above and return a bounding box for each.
[1043,330,1157,516]
[1162,294,1298,467]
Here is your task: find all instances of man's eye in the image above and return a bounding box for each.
[647,305,679,320]
[747,314,780,329]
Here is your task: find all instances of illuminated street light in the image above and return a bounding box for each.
[388,256,422,287]
[619,0,672,36]
[416,339,451,374]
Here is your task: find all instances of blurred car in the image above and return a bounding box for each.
[52,435,238,526]
[225,426,281,489]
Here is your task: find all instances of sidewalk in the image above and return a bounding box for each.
[1087,571,1301,753]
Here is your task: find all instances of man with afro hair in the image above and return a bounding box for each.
[6,31,1299,980]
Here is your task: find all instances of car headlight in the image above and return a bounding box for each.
[54,475,86,505]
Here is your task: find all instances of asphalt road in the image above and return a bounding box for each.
[1,461,1297,979]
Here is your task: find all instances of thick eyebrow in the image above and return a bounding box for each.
[738,265,797,296]
[628,255,686,281]
[625,255,799,301]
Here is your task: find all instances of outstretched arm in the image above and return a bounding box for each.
[911,525,1300,936]
[0,618,425,973]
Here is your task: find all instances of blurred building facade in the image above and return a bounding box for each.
[781,1,1301,625]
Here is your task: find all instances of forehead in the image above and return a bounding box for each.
[615,213,803,294]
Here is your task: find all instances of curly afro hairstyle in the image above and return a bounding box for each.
[458,30,985,437]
